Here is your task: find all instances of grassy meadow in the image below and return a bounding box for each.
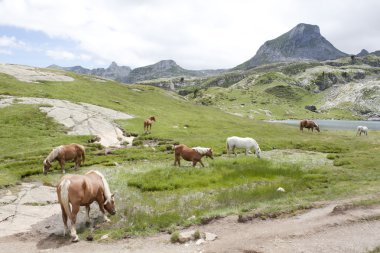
[1,69,380,239]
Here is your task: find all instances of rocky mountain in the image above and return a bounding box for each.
[49,60,223,84]
[357,49,369,57]
[236,23,348,70]
[48,62,132,82]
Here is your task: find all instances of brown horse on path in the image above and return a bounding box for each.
[144,116,156,133]
[43,144,85,174]
[57,170,116,242]
[174,144,213,167]
[300,119,320,132]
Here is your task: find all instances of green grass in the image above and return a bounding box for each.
[1,69,380,241]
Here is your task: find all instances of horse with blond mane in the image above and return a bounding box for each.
[226,136,262,158]
[174,144,213,167]
[43,144,85,174]
[57,170,116,242]
[299,119,320,132]
[144,116,156,133]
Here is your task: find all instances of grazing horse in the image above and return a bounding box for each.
[57,170,116,242]
[226,136,261,158]
[174,144,213,167]
[43,144,85,174]
[144,116,156,133]
[299,119,320,132]
[356,126,368,136]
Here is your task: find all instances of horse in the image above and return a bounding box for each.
[226,136,261,158]
[43,144,85,174]
[144,116,156,133]
[356,126,368,136]
[174,144,213,167]
[299,119,320,132]
[56,170,116,242]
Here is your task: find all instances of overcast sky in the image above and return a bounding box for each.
[0,0,379,69]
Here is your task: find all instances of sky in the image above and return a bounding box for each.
[0,0,379,70]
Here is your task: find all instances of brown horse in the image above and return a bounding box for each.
[144,116,156,133]
[57,170,116,242]
[174,144,213,167]
[43,144,85,174]
[300,119,320,132]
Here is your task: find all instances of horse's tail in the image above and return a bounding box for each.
[59,178,72,220]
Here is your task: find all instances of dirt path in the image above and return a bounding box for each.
[1,183,380,253]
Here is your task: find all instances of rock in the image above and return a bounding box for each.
[205,232,217,241]
[305,105,317,112]
[86,235,94,241]
[196,238,205,245]
[277,187,286,192]
[100,234,109,240]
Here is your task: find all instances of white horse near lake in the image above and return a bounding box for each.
[356,126,368,136]
[226,136,261,158]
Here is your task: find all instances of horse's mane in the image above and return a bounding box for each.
[192,146,210,155]
[46,146,63,163]
[87,170,112,202]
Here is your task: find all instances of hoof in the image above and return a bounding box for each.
[72,235,79,242]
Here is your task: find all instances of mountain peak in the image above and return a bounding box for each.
[236,23,347,70]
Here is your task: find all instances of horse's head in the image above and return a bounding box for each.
[205,148,214,159]
[104,193,116,215]
[43,159,51,175]
[256,147,262,158]
[150,116,156,122]
[315,124,320,132]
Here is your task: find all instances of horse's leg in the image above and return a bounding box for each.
[245,149,249,156]
[85,205,91,225]
[98,201,111,222]
[232,146,237,156]
[60,204,69,236]
[198,160,205,167]
[192,160,198,167]
[60,160,66,174]
[70,204,80,242]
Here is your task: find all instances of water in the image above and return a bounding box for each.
[268,119,380,130]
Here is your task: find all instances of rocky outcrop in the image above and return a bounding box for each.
[236,23,348,70]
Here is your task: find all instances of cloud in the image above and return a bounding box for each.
[46,49,92,61]
[0,35,26,48]
[0,0,379,69]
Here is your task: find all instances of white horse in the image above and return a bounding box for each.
[226,136,261,158]
[356,126,368,136]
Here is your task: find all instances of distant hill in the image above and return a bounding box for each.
[48,60,223,84]
[48,62,131,82]
[235,23,348,70]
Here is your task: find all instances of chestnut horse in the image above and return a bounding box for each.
[144,116,156,133]
[174,144,213,167]
[43,144,85,174]
[299,120,320,132]
[57,170,116,242]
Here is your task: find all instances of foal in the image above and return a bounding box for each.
[144,116,156,133]
[174,144,213,167]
